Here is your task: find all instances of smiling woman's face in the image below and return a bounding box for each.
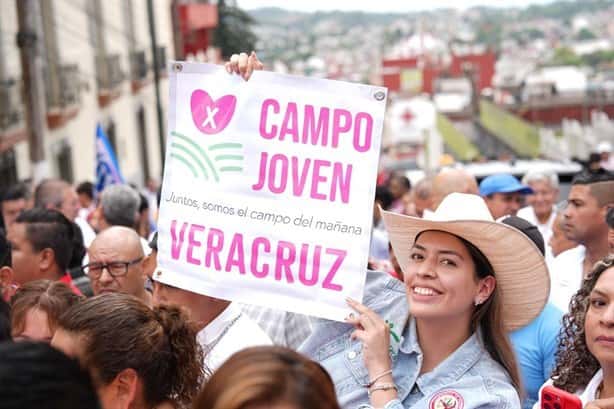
[585,266,614,366]
[403,231,492,324]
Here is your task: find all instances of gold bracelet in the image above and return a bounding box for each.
[368,382,398,397]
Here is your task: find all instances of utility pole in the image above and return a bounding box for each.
[16,0,49,183]
[146,0,166,172]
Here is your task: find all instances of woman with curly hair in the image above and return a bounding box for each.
[534,254,614,408]
[51,292,205,409]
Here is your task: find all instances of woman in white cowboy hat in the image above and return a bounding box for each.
[223,54,549,408]
[301,192,549,409]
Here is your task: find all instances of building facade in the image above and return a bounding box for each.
[0,0,176,189]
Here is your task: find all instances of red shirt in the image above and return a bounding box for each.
[59,274,83,296]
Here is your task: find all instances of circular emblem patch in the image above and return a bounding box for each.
[428,390,464,409]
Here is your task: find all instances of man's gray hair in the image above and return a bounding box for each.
[522,170,559,189]
[100,184,140,228]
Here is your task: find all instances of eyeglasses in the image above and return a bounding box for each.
[82,257,143,279]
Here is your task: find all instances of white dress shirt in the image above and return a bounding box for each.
[548,245,585,312]
[197,303,272,371]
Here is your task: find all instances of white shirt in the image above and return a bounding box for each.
[197,303,272,371]
[75,215,96,248]
[517,206,557,264]
[548,245,585,312]
[533,369,603,408]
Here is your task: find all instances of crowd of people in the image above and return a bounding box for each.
[0,53,613,409]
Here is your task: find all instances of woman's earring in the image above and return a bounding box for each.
[474,299,482,306]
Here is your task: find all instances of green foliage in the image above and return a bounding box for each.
[576,28,597,41]
[546,47,614,68]
[436,114,479,161]
[582,50,614,67]
[548,47,583,66]
[479,100,540,158]
[213,0,258,59]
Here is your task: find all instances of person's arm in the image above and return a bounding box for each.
[346,298,398,408]
[586,398,614,408]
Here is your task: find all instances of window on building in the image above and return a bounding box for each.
[56,140,74,183]
[0,149,18,191]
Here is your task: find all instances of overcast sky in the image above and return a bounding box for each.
[237,0,559,12]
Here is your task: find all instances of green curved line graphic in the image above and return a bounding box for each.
[214,154,244,161]
[219,166,243,172]
[171,142,209,180]
[171,131,219,182]
[170,153,198,178]
[208,143,243,151]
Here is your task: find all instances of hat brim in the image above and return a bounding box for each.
[381,210,549,331]
[498,185,533,195]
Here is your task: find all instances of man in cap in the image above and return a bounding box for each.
[479,173,533,220]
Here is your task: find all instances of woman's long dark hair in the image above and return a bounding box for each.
[459,236,522,396]
[551,255,614,392]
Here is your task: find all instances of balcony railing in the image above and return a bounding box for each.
[130,50,148,81]
[97,53,125,91]
[0,78,23,130]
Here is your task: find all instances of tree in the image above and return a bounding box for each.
[213,0,258,59]
[549,47,583,66]
[576,28,597,41]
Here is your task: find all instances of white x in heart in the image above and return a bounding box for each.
[202,106,219,129]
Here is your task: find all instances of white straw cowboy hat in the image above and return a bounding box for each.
[381,192,549,331]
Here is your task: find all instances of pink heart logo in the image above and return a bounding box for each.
[190,90,237,134]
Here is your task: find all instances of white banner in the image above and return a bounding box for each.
[157,62,386,321]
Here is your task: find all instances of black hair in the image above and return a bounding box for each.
[15,208,74,272]
[501,216,545,256]
[390,174,411,190]
[138,192,149,213]
[0,230,11,268]
[1,183,30,203]
[75,181,94,200]
[572,169,614,185]
[0,297,10,342]
[67,222,86,271]
[375,185,394,210]
[607,207,614,229]
[0,342,101,409]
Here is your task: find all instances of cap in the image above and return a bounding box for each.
[479,174,533,196]
[500,216,545,256]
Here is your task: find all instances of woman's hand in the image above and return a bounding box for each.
[224,51,263,81]
[586,398,614,409]
[345,298,392,375]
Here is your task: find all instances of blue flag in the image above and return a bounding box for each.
[95,123,124,195]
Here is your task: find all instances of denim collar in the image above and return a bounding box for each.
[398,317,484,398]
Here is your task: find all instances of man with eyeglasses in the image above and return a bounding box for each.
[83,226,151,305]
[479,173,533,220]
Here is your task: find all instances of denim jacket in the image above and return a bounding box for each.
[300,270,521,409]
